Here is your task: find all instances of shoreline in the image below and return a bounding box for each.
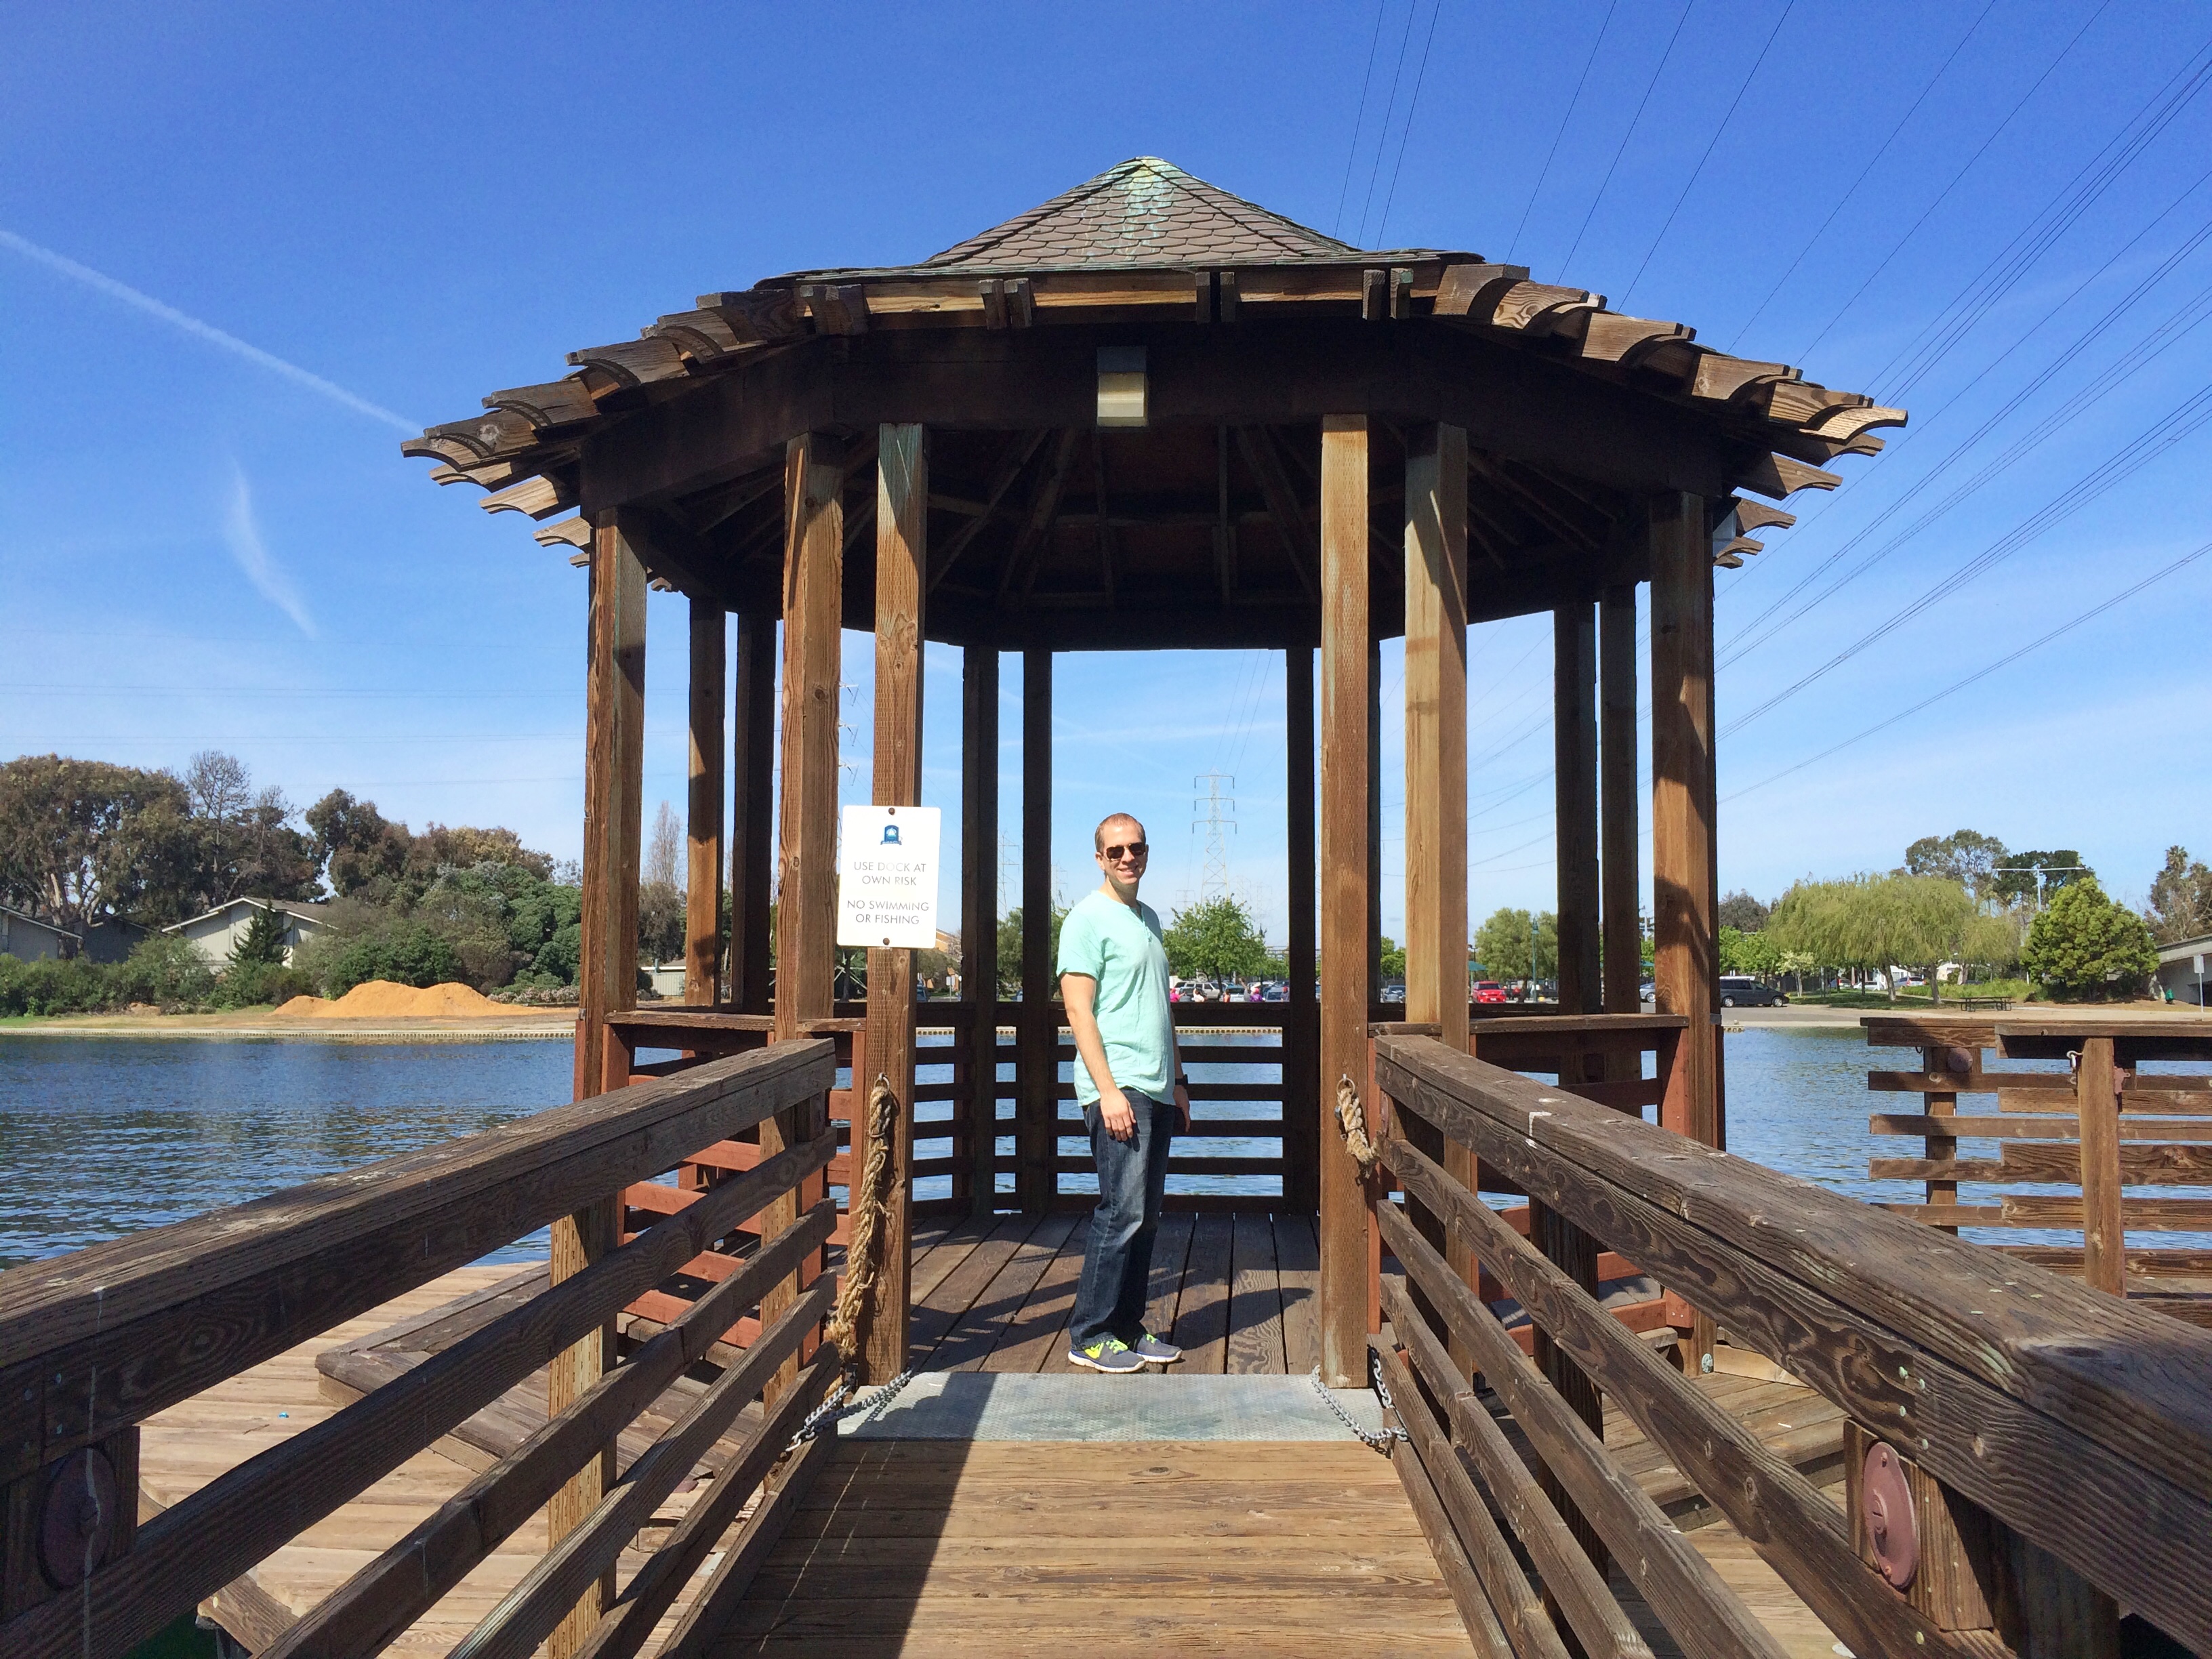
[0,1010,577,1041]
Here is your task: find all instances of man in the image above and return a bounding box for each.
[1058,812,1191,1372]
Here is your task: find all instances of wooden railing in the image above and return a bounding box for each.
[0,1039,838,1659]
[1863,1014,2212,1322]
[1368,1031,2212,1658]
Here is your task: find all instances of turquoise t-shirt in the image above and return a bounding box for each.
[1055,889,1174,1104]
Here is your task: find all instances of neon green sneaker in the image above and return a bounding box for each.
[1068,1335,1146,1374]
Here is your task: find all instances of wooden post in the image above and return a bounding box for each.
[2077,1036,2125,1296]
[1403,422,1469,1056]
[1019,644,1054,1214]
[861,423,924,1380]
[554,511,646,1658]
[685,600,725,1006]
[961,644,1000,1216]
[1650,492,1718,1368]
[1554,600,1599,1017]
[1319,413,1373,1387]
[731,610,777,1015]
[1599,584,1641,1017]
[765,433,843,1396]
[1285,645,1318,1214]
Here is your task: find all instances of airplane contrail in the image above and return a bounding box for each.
[1,227,418,433]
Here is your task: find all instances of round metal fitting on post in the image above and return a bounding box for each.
[38,1445,119,1589]
[1862,1440,1919,1590]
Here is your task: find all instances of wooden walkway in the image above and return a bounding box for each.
[903,1210,1319,1375]
[136,1226,1853,1658]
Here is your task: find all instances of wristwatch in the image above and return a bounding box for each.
[1174,1073,1189,1087]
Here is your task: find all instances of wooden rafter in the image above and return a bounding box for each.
[930,430,1049,592]
[999,430,1081,596]
[1234,426,1319,602]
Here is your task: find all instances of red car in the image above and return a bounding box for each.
[1472,981,1507,1004]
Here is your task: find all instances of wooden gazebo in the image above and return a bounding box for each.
[407,155,1895,1401]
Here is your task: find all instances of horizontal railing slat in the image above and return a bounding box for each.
[1376,1034,2212,1653]
[1382,1139,1969,1659]
[0,1040,835,1485]
[1374,1212,1781,1659]
[260,1196,836,1659]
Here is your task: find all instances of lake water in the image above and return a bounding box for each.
[3,1024,2204,1270]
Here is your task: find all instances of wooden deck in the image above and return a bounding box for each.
[134,1224,1858,1659]
[903,1210,1320,1375]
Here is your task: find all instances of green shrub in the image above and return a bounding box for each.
[212,960,320,1009]
[2022,878,2158,1000]
[316,920,462,996]
[112,935,217,1009]
[0,954,117,1017]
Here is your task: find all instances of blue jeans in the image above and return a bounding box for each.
[1069,1088,1176,1349]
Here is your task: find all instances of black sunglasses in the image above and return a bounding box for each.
[1101,841,1149,861]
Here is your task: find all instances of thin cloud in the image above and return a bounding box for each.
[0,228,417,433]
[224,468,316,637]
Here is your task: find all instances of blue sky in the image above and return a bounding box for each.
[6,1,2211,947]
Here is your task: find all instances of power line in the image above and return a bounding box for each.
[1353,0,1427,247]
[1725,1,1995,352]
[1505,0,1619,263]
[1721,187,2212,668]
[1875,37,2212,403]
[1726,381,2212,732]
[1794,0,2113,365]
[1372,0,1447,247]
[1616,0,1797,310]
[1333,0,1394,239]
[1723,537,2212,804]
[1555,0,1696,280]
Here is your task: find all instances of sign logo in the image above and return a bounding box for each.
[837,804,941,949]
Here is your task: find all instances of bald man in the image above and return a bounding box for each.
[1057,812,1191,1372]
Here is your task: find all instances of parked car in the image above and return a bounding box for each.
[1717,975,1786,1008]
[1261,983,1288,1002]
[1471,981,1507,1004]
[1380,982,1407,1005]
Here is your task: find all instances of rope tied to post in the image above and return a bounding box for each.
[823,1073,899,1361]
[1334,1073,1382,1176]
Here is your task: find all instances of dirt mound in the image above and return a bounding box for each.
[275,981,507,1019]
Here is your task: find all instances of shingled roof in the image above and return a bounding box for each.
[779,157,1456,283]
[912,157,1407,272]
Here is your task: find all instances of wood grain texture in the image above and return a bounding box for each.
[1599,585,1641,1015]
[2076,1038,2125,1296]
[1555,598,1601,1015]
[1375,1034,2212,1654]
[685,600,726,1006]
[730,611,777,1015]
[1318,412,1373,1387]
[1019,645,1054,1213]
[861,423,926,1380]
[577,515,648,1102]
[704,1438,1473,1657]
[960,644,1000,1214]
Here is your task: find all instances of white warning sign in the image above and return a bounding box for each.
[836,804,941,949]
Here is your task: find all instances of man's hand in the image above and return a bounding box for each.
[1172,1081,1191,1131]
[1099,1086,1136,1142]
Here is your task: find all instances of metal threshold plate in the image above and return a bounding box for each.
[838,1372,1387,1441]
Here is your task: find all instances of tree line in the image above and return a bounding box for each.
[0,752,581,1015]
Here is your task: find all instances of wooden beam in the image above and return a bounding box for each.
[1019,645,1054,1213]
[1235,426,1320,600]
[1404,422,1470,1057]
[2078,1037,2125,1297]
[1554,600,1600,1015]
[961,644,1001,1216]
[1319,413,1372,1387]
[1000,430,1080,596]
[862,424,925,1380]
[1599,585,1641,1016]
[764,432,843,1395]
[685,601,726,1006]
[1649,493,1716,1365]
[931,429,1048,591]
[1286,645,1318,1215]
[730,611,776,1015]
[556,512,647,1657]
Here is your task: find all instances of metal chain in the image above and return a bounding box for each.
[788,1364,918,1449]
[1308,1352,1410,1453]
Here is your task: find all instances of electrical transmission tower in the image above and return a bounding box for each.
[1192,771,1237,900]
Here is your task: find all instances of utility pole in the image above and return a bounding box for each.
[1193,771,1236,900]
